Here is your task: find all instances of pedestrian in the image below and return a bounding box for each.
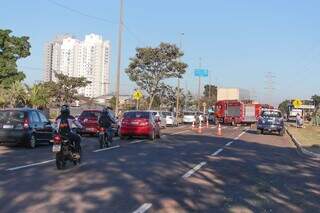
[296,113,303,128]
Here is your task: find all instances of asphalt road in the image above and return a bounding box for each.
[0,124,319,213]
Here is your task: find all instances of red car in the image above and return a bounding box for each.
[78,110,101,136]
[120,111,161,140]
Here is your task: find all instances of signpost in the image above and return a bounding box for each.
[292,99,302,108]
[133,90,143,110]
[194,68,209,110]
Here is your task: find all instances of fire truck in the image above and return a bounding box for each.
[215,100,261,125]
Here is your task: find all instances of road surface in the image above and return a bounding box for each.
[0,125,319,213]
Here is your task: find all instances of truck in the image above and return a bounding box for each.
[217,88,250,101]
[286,100,315,122]
[215,100,261,125]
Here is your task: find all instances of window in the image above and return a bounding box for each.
[38,112,49,123]
[30,111,40,123]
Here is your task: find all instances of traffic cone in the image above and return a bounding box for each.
[216,123,222,136]
[206,119,209,128]
[192,121,195,129]
[198,120,203,133]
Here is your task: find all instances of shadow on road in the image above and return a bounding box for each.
[0,132,319,212]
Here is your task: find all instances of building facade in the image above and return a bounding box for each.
[43,34,111,98]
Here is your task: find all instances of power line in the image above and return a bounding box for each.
[47,0,144,45]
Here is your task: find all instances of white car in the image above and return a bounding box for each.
[183,111,196,123]
[148,110,167,128]
[161,111,178,127]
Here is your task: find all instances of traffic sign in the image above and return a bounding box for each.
[133,90,143,100]
[292,99,302,108]
[202,102,207,107]
[194,69,208,77]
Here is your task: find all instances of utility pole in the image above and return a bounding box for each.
[198,57,202,111]
[176,33,184,124]
[264,72,275,106]
[115,0,124,115]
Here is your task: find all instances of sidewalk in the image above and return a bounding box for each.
[286,123,320,156]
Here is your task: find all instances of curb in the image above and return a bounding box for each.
[285,127,320,158]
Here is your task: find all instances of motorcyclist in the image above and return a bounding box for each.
[98,106,116,142]
[56,104,83,159]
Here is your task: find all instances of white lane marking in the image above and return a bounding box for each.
[133,203,152,213]
[93,145,121,153]
[182,161,207,179]
[129,140,145,144]
[234,131,246,140]
[211,148,224,156]
[222,126,227,129]
[170,130,190,136]
[233,127,238,130]
[6,159,55,171]
[211,126,217,129]
[225,141,234,146]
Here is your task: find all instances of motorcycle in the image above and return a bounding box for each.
[99,127,113,149]
[52,133,81,170]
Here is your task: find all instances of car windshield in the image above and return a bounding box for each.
[124,111,150,119]
[162,112,172,117]
[0,110,25,124]
[81,111,101,118]
[262,111,282,118]
[184,112,195,116]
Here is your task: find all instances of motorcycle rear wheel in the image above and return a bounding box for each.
[56,152,66,170]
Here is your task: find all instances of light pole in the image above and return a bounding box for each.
[115,0,124,115]
[176,32,184,125]
[198,57,202,111]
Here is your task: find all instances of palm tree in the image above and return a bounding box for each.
[8,81,27,107]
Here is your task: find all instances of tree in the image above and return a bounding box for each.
[0,29,31,88]
[53,72,91,104]
[7,81,28,107]
[109,96,117,110]
[27,83,54,108]
[311,95,320,116]
[203,84,217,106]
[126,43,188,109]
[278,100,290,114]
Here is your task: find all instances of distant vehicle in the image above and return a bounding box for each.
[183,111,196,124]
[78,110,119,136]
[287,100,315,122]
[78,110,101,136]
[161,111,178,127]
[120,111,161,140]
[146,110,166,128]
[215,100,259,125]
[0,108,54,148]
[257,109,284,136]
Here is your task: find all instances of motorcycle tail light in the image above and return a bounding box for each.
[53,134,62,144]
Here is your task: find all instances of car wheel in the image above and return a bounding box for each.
[28,134,37,148]
[149,130,155,140]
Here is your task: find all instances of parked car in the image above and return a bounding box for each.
[78,109,119,136]
[161,111,178,127]
[0,108,54,148]
[147,110,166,128]
[119,111,161,140]
[183,111,196,124]
[257,109,285,136]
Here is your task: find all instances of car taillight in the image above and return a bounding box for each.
[53,134,62,144]
[140,122,149,126]
[100,127,105,132]
[121,120,129,126]
[23,119,29,129]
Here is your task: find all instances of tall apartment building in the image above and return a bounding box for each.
[43,34,111,98]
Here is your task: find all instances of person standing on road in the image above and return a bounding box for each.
[56,105,83,159]
[296,113,303,128]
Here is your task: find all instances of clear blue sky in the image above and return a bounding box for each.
[1,0,320,105]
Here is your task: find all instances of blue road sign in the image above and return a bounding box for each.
[194,69,208,77]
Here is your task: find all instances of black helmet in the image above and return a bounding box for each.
[60,104,70,115]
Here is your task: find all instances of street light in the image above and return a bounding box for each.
[176,32,184,125]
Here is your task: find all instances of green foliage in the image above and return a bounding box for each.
[7,81,28,107]
[311,95,320,115]
[109,96,117,110]
[0,29,31,88]
[203,84,217,106]
[278,100,290,114]
[27,83,54,108]
[126,42,188,109]
[53,72,91,104]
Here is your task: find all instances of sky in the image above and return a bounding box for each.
[1,0,320,106]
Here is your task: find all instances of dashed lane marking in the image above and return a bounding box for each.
[133,203,152,213]
[225,141,234,146]
[129,140,145,144]
[93,145,121,153]
[6,159,55,171]
[182,161,207,179]
[211,148,224,156]
[169,130,190,136]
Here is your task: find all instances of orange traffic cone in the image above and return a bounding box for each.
[216,123,222,136]
[198,120,203,133]
[192,121,195,129]
[206,120,209,128]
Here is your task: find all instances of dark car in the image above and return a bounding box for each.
[257,109,285,136]
[0,108,54,148]
[78,109,119,136]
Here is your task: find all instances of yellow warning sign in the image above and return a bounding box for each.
[292,99,302,108]
[133,90,143,100]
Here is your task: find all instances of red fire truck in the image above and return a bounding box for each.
[215,100,261,125]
